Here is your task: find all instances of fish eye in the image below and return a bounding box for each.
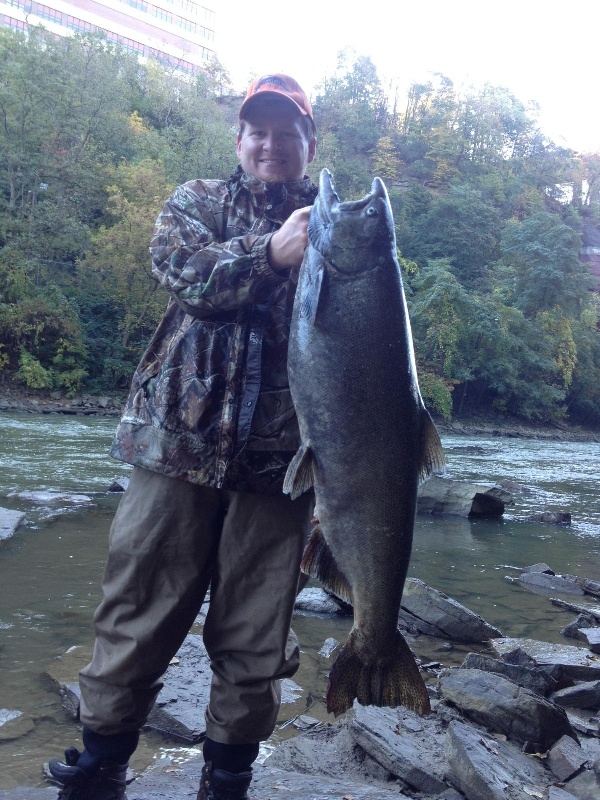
[366,206,378,217]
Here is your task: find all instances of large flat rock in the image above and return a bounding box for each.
[491,637,600,682]
[0,507,25,541]
[445,719,549,800]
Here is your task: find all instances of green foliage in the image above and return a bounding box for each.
[15,348,53,389]
[0,30,597,426]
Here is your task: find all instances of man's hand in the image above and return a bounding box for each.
[267,206,312,272]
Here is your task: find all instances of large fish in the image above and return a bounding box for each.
[284,169,445,716]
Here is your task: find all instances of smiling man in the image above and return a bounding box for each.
[48,74,318,800]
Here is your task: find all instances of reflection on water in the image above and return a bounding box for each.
[0,413,599,788]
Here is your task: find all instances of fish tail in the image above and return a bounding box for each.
[326,629,431,717]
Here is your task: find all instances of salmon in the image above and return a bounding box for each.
[284,169,444,716]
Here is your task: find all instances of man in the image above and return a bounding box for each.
[48,73,318,800]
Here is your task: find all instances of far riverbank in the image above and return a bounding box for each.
[1,386,598,443]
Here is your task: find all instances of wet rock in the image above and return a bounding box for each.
[417,475,511,517]
[551,598,600,622]
[524,562,554,574]
[7,490,93,505]
[582,579,600,600]
[350,705,449,795]
[562,614,598,640]
[547,734,588,781]
[439,667,577,751]
[460,652,556,696]
[0,790,55,798]
[516,570,585,596]
[107,476,130,493]
[551,681,600,711]
[294,588,344,615]
[528,511,572,524]
[561,767,600,800]
[445,719,549,800]
[492,637,600,682]
[549,787,584,800]
[0,709,35,740]
[126,753,411,800]
[399,578,503,642]
[578,628,600,654]
[0,507,25,540]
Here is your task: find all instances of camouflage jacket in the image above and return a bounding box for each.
[110,166,318,494]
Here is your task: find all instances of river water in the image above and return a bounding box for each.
[0,412,599,789]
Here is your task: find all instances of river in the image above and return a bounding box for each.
[0,412,599,789]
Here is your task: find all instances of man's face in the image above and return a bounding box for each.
[237,99,316,184]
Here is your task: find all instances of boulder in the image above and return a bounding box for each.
[551,681,600,711]
[417,475,511,517]
[294,588,345,616]
[445,719,549,800]
[0,508,25,541]
[517,571,585,596]
[578,627,600,654]
[399,578,503,642]
[561,613,599,640]
[460,652,556,696]
[547,734,588,781]
[350,705,448,795]
[439,667,577,751]
[492,637,600,683]
[527,511,572,525]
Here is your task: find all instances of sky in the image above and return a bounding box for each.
[217,0,600,154]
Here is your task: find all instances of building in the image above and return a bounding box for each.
[0,0,217,75]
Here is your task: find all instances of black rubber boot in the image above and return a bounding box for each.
[48,746,128,799]
[48,729,138,799]
[196,761,252,800]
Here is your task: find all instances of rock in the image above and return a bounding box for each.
[582,579,600,599]
[126,754,412,800]
[107,477,130,493]
[561,768,600,800]
[524,562,554,574]
[445,719,549,800]
[551,681,600,711]
[551,598,600,622]
[517,571,585,596]
[7,491,92,505]
[548,788,583,800]
[350,705,449,795]
[0,709,35,740]
[547,734,588,781]
[439,668,577,751]
[399,578,503,642]
[562,614,598,640]
[0,508,25,540]
[578,628,600,654]
[492,637,600,682]
[527,511,572,525]
[460,652,556,696]
[294,588,345,615]
[417,475,512,517]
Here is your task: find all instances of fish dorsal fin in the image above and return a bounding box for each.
[301,524,352,606]
[418,409,445,484]
[283,440,315,499]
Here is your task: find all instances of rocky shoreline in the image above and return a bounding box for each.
[1,387,599,443]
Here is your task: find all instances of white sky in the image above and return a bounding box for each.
[217,0,600,154]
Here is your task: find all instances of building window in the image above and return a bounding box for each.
[65,15,93,32]
[151,7,172,22]
[3,14,28,29]
[34,4,62,24]
[127,0,148,12]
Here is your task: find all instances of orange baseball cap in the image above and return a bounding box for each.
[239,73,315,130]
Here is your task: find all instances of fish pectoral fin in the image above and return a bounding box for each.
[326,629,431,717]
[283,441,315,499]
[418,409,445,484]
[299,262,325,325]
[300,525,352,606]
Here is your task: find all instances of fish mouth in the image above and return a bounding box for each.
[317,169,387,226]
